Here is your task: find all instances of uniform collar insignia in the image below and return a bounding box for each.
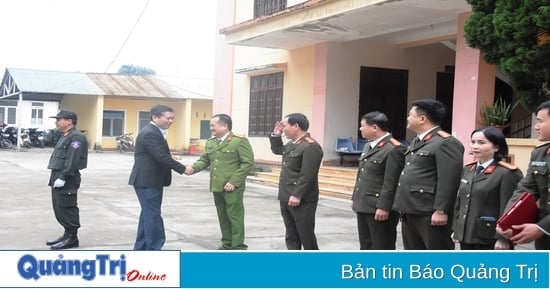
[484,164,496,174]
[423,133,433,142]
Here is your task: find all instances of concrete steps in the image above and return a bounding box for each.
[247,166,357,200]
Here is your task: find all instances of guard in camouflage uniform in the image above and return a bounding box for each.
[46,110,88,250]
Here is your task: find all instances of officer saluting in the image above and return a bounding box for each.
[46,110,88,250]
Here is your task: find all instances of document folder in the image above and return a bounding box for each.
[497,192,538,235]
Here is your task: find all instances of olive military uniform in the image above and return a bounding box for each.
[352,135,405,250]
[453,161,522,249]
[393,127,464,250]
[269,133,323,250]
[191,133,254,250]
[47,127,88,237]
[505,142,550,249]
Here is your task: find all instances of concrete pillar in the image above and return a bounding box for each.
[183,99,193,151]
[452,12,496,160]
[312,42,328,145]
[213,0,236,114]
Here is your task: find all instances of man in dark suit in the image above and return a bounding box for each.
[393,99,464,250]
[352,111,406,250]
[270,113,324,250]
[129,104,186,250]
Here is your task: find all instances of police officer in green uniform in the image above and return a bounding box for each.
[46,110,88,250]
[352,112,406,250]
[187,114,254,250]
[270,113,324,250]
[498,100,550,249]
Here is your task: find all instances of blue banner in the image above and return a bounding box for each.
[180,251,549,288]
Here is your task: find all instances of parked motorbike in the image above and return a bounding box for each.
[0,133,11,149]
[28,128,45,148]
[3,126,18,146]
[43,128,61,147]
[0,123,11,149]
[19,129,31,148]
[116,133,135,152]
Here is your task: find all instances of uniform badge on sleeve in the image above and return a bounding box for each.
[70,140,81,149]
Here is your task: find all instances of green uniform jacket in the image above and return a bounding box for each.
[393,128,464,215]
[192,133,254,193]
[352,136,406,213]
[506,142,550,233]
[47,128,88,189]
[453,161,523,244]
[269,133,323,203]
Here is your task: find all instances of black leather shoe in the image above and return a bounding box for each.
[46,235,66,246]
[50,236,79,250]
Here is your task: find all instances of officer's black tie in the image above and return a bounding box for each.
[410,137,421,150]
[474,165,484,176]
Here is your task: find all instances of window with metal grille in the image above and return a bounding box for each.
[254,0,287,18]
[31,102,44,126]
[138,110,151,132]
[0,100,17,125]
[249,72,283,136]
[102,110,124,137]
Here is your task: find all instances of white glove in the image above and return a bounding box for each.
[53,178,66,188]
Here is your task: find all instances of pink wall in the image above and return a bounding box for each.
[452,12,496,160]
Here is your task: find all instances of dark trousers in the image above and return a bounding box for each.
[280,201,318,250]
[535,233,550,250]
[401,214,454,250]
[213,189,247,250]
[356,211,399,250]
[134,186,165,250]
[460,242,496,250]
[51,188,80,235]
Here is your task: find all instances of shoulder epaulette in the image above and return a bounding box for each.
[389,138,402,146]
[437,130,451,138]
[536,141,550,148]
[498,161,518,170]
[232,133,244,138]
[304,136,315,144]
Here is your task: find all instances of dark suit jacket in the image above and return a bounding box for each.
[128,123,186,191]
[352,135,406,213]
[393,127,464,215]
[270,133,323,203]
[453,161,523,244]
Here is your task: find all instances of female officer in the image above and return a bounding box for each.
[452,127,523,250]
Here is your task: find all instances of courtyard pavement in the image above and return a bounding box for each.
[0,148,362,250]
[0,148,533,251]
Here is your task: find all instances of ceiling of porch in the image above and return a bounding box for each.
[221,0,472,50]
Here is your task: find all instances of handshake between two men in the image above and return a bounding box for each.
[181,165,236,192]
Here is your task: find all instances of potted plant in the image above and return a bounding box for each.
[481,97,514,127]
